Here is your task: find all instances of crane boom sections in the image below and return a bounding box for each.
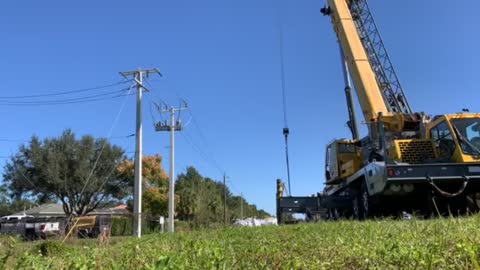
[348,0,412,114]
[324,0,414,127]
[326,0,390,123]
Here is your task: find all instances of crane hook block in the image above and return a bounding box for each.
[283,128,290,136]
[320,6,331,16]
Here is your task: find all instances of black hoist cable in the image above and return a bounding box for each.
[283,127,292,196]
[279,19,292,197]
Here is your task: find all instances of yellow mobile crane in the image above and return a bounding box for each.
[276,0,480,222]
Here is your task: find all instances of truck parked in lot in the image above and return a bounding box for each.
[0,215,64,240]
[0,214,114,240]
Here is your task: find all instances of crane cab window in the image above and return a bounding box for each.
[338,143,356,154]
[325,145,333,181]
[430,121,455,159]
[451,118,480,155]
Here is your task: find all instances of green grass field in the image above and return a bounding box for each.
[2,215,480,269]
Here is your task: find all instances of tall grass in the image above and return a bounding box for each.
[1,215,480,269]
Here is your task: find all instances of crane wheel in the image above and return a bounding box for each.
[327,208,340,220]
[360,183,371,219]
[351,181,371,220]
[466,192,480,214]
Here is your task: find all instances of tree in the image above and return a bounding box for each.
[0,185,38,217]
[2,129,127,216]
[175,166,270,227]
[175,167,203,222]
[116,154,169,216]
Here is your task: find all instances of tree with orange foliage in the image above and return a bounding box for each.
[117,154,169,216]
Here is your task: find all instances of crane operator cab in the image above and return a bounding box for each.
[325,140,362,184]
[427,114,480,163]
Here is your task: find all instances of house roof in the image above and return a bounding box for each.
[89,205,130,216]
[12,203,130,217]
[12,203,65,217]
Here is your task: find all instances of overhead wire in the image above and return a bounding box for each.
[0,79,132,99]
[74,83,135,204]
[179,131,224,177]
[110,134,135,139]
[60,82,135,239]
[0,88,132,105]
[83,146,134,214]
[144,78,168,125]
[0,94,134,107]
[0,149,52,196]
[0,79,136,240]
[187,107,213,152]
[0,134,133,142]
[227,179,241,196]
[144,77,228,187]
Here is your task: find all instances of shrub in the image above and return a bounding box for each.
[36,241,65,257]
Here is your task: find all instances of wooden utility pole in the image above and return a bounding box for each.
[240,192,244,219]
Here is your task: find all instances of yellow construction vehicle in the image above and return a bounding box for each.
[276,0,480,222]
[67,215,112,238]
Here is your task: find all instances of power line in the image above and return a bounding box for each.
[0,93,134,106]
[187,106,212,151]
[227,179,241,195]
[144,78,169,124]
[83,147,135,213]
[0,80,132,99]
[144,78,164,104]
[0,85,135,106]
[181,107,223,174]
[179,131,224,176]
[61,85,134,237]
[0,88,130,104]
[0,134,134,143]
[110,134,135,139]
[144,78,226,186]
[74,88,133,203]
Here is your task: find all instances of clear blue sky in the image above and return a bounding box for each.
[0,0,478,215]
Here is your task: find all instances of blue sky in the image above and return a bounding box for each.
[0,0,479,215]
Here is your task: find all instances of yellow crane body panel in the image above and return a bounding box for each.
[328,0,390,122]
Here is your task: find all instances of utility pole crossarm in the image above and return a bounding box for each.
[120,69,161,92]
[119,68,162,79]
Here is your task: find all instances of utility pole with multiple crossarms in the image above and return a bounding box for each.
[155,102,188,233]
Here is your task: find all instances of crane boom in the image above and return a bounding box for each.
[324,0,389,123]
[322,0,412,126]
